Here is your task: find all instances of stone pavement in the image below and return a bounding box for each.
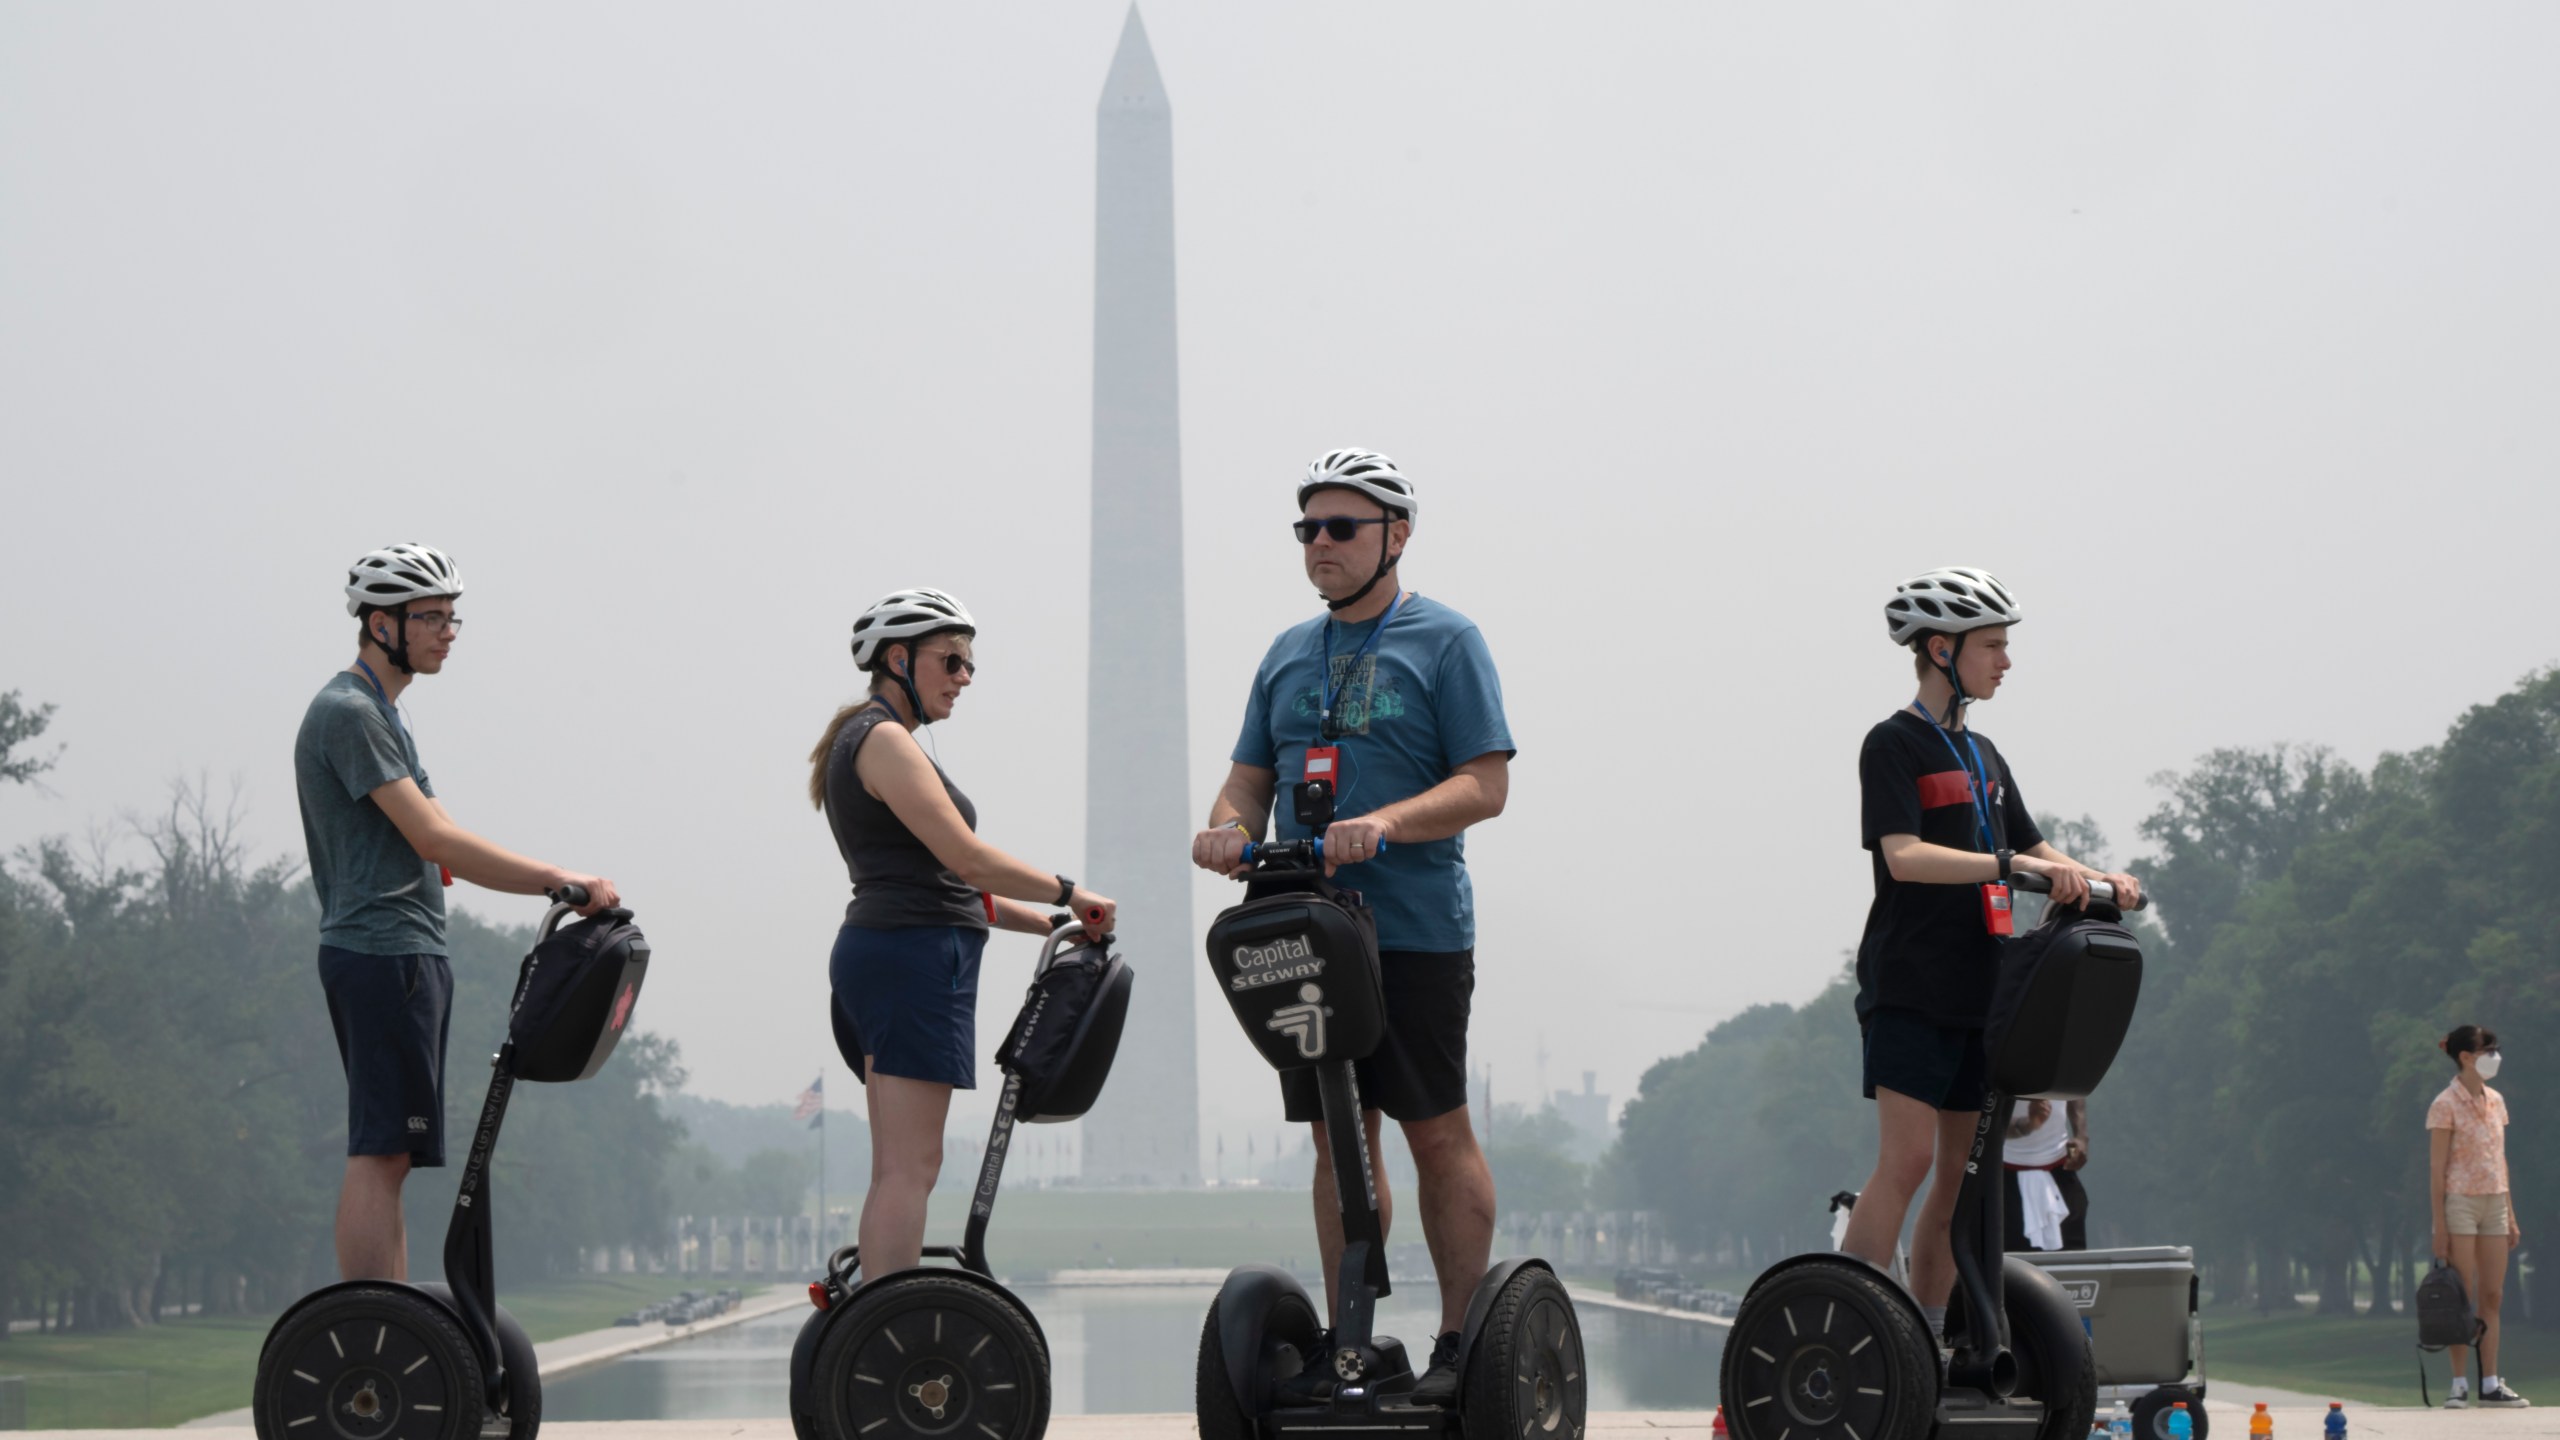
[35,1409,2560,1440]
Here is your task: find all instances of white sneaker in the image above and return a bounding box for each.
[2479,1385,2530,1409]
[2445,1391,2470,1410]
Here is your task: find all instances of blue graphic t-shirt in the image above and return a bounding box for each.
[1230,594,1514,951]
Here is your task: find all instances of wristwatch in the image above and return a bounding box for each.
[1052,874,1077,908]
[1995,848,2014,881]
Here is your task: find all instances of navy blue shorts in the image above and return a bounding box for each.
[1861,1007,1987,1113]
[830,924,986,1088]
[319,947,454,1165]
[1280,948,1475,1124]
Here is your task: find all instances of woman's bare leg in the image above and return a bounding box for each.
[857,1063,952,1278]
[1842,1089,1944,1274]
[2475,1229,2511,1380]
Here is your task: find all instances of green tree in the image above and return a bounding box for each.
[0,691,62,787]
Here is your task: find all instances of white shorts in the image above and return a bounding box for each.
[2447,1191,2513,1236]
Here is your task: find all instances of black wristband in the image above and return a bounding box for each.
[1996,848,2014,881]
[1053,874,1076,908]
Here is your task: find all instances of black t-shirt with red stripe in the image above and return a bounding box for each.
[1856,709,2043,1027]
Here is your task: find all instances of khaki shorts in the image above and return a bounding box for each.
[2447,1191,2513,1236]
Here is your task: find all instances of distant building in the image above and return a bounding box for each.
[1551,1071,1613,1163]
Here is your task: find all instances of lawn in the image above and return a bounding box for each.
[958,1185,1317,1272]
[0,1272,721,1428]
[2202,1307,2558,1408]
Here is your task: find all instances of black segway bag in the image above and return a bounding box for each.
[1204,878,1385,1072]
[994,933,1134,1123]
[1986,907,2142,1100]
[507,908,651,1082]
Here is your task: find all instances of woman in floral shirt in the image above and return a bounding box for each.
[2428,1023,2527,1408]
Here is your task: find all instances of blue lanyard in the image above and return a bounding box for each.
[1912,702,1997,853]
[352,660,407,733]
[1317,591,1407,738]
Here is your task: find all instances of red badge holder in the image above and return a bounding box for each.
[1304,745,1341,792]
[1981,882,2014,937]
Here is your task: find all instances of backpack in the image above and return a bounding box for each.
[993,933,1134,1122]
[2414,1258,2484,1405]
[1985,903,2145,1100]
[506,908,651,1083]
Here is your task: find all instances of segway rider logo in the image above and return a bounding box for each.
[1266,983,1330,1060]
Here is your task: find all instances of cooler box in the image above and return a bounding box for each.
[2015,1246,2198,1387]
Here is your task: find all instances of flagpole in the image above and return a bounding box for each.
[817,1077,827,1266]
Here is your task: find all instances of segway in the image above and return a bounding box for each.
[1720,872,2147,1440]
[1195,774,1585,1439]
[790,920,1134,1440]
[253,886,650,1440]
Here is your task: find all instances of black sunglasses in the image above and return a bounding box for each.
[1292,516,1394,544]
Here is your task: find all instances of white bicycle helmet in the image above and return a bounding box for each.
[1884,567,2021,646]
[344,543,464,617]
[1297,448,1419,521]
[850,588,976,670]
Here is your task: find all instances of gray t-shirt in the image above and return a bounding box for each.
[295,671,446,956]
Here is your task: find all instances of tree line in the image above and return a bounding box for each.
[1610,667,2560,1320]
[0,693,706,1334]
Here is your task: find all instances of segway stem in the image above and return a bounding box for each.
[960,1074,1025,1277]
[1946,1084,2019,1395]
[443,1040,519,1408]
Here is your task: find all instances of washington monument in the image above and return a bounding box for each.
[1082,7,1199,1187]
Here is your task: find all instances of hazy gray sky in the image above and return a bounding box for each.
[5,4,2555,1161]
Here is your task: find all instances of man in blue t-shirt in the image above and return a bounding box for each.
[1192,448,1515,1404]
[297,543,619,1283]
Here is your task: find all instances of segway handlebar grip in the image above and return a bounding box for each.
[1240,836,1387,868]
[2006,871,2146,910]
[549,882,590,907]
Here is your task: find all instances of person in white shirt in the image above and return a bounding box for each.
[2001,1097,2089,1252]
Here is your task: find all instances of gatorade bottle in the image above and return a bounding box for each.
[2251,1403,2273,1440]
[2324,1404,2347,1440]
[2168,1402,2194,1440]
[2109,1400,2133,1440]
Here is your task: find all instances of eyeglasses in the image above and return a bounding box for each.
[404,610,464,634]
[1292,516,1394,544]
[925,650,975,678]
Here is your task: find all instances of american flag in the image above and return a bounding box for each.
[792,1073,823,1127]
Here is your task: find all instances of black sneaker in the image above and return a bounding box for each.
[2480,1384,2531,1409]
[1410,1331,1463,1406]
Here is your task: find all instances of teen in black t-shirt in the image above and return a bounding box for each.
[1839,568,2141,1334]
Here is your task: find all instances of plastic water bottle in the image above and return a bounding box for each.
[2167,1402,2194,1440]
[2251,1403,2273,1440]
[2109,1400,2133,1440]
[2324,1403,2347,1440]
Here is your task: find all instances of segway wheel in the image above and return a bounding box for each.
[806,1273,1049,1440]
[253,1286,487,1440]
[1997,1255,2097,1440]
[1720,1258,1938,1440]
[491,1303,542,1440]
[1195,1285,1323,1440]
[1460,1265,1586,1440]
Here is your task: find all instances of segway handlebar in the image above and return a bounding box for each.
[2007,871,2147,911]
[1240,835,1388,869]
[548,882,590,907]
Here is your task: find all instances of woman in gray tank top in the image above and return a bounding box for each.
[806,588,1117,1280]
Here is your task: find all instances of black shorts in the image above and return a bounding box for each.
[1281,948,1473,1124]
[1861,1006,1987,1113]
[319,947,454,1165]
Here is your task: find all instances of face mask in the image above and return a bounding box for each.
[2476,1053,2503,1080]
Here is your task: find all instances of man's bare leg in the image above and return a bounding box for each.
[336,1154,413,1280]
[1403,1107,1496,1337]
